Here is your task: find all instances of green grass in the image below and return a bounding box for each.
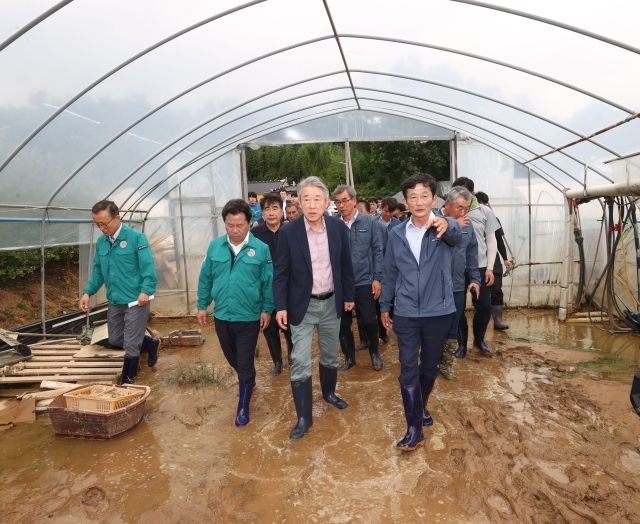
[168,359,226,387]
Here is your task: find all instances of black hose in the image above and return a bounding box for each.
[573,219,586,307]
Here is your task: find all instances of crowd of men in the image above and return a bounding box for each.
[81,174,511,452]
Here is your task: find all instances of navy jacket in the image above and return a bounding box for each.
[380,214,461,318]
[453,222,481,292]
[273,215,355,326]
[343,212,383,287]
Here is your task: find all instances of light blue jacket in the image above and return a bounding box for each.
[380,213,461,318]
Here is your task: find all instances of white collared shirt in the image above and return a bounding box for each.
[109,224,123,244]
[341,210,358,229]
[228,232,250,256]
[405,212,435,263]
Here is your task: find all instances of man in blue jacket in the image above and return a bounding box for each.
[380,174,461,452]
[439,186,481,380]
[80,200,159,385]
[196,199,274,427]
[333,184,384,371]
[274,176,355,440]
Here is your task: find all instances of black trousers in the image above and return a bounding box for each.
[340,284,378,353]
[393,314,454,385]
[214,318,260,384]
[262,309,292,346]
[490,261,504,306]
[463,267,492,333]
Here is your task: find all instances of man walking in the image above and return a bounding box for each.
[252,193,293,375]
[380,174,461,451]
[248,191,262,221]
[196,199,273,427]
[439,187,481,379]
[333,184,384,372]
[80,200,159,385]
[451,177,500,356]
[274,176,355,440]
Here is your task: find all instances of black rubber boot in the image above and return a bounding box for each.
[339,332,356,371]
[473,323,494,355]
[289,378,313,440]
[357,325,369,351]
[319,363,348,409]
[284,330,293,366]
[492,305,509,330]
[396,385,425,451]
[419,374,436,426]
[141,335,159,367]
[631,369,640,416]
[235,382,254,427]
[455,317,468,358]
[121,356,139,384]
[265,338,283,376]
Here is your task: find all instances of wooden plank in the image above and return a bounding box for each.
[0,388,39,397]
[29,339,77,346]
[10,368,121,375]
[29,344,82,350]
[73,344,124,360]
[30,350,78,356]
[0,375,117,384]
[90,323,109,345]
[29,356,85,362]
[23,361,123,368]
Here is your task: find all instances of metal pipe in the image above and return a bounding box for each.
[528,167,532,308]
[178,184,191,315]
[40,215,46,333]
[558,192,573,320]
[565,181,640,199]
[0,0,267,175]
[322,0,360,110]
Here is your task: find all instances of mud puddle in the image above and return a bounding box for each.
[2,309,640,523]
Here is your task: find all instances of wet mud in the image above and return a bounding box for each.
[2,309,640,523]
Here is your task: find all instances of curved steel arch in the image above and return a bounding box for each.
[340,34,636,115]
[352,69,621,157]
[357,99,584,185]
[0,0,74,53]
[356,88,613,182]
[141,100,579,214]
[107,85,354,208]
[144,107,567,218]
[450,0,640,56]
[122,99,358,210]
[134,106,360,215]
[0,0,268,174]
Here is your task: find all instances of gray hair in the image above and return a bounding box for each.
[333,184,356,199]
[446,186,472,204]
[298,176,329,198]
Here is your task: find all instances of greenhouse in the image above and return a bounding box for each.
[1,0,638,322]
[2,1,640,522]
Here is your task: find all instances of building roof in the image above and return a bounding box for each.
[247,181,297,194]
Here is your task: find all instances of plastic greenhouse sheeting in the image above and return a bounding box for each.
[1,0,638,317]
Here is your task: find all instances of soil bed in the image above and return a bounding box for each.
[2,309,640,523]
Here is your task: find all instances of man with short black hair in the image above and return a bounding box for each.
[253,193,293,375]
[285,202,301,221]
[333,184,384,372]
[380,174,461,451]
[196,199,274,427]
[377,197,401,231]
[451,177,500,356]
[368,198,378,216]
[279,188,290,219]
[80,200,159,385]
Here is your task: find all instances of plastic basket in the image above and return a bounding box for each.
[63,384,145,413]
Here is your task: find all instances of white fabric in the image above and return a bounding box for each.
[228,232,249,256]
[341,210,358,229]
[109,223,123,244]
[405,212,435,263]
[468,204,500,268]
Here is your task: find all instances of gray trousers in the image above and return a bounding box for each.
[107,303,150,358]
[289,295,341,382]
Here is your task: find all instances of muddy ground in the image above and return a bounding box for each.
[2,309,640,523]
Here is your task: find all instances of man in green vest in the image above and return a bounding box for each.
[80,200,159,384]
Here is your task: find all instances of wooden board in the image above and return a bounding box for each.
[22,361,122,368]
[73,344,124,360]
[29,344,82,350]
[90,323,109,345]
[9,368,121,375]
[161,329,202,347]
[0,375,118,384]
[30,350,78,356]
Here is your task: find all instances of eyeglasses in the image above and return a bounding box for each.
[94,215,118,229]
[335,197,354,206]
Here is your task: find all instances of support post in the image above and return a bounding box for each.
[559,191,574,320]
[40,213,47,333]
[527,167,532,308]
[345,140,353,188]
[178,184,191,315]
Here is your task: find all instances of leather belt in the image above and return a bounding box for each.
[309,291,334,300]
